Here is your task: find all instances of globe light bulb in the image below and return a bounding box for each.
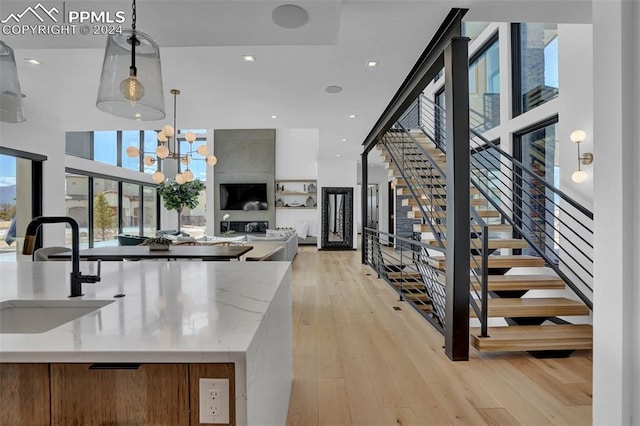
[119,75,145,102]
[185,131,196,142]
[125,146,140,158]
[570,130,586,143]
[206,154,218,166]
[156,145,169,159]
[157,131,168,143]
[143,156,155,166]
[162,125,175,137]
[196,145,209,156]
[152,170,165,183]
[175,173,185,184]
[571,170,588,183]
[183,170,194,182]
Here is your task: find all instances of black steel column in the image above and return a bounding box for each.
[361,152,368,264]
[444,37,470,361]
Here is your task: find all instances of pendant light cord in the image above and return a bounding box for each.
[129,0,137,77]
[174,91,180,172]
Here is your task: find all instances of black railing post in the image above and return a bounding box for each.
[361,152,369,264]
[444,36,470,361]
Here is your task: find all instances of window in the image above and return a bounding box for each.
[513,118,559,261]
[93,131,118,166]
[469,35,500,132]
[513,23,559,115]
[434,88,446,149]
[122,130,140,171]
[65,173,90,249]
[92,178,119,245]
[65,171,159,248]
[0,148,45,262]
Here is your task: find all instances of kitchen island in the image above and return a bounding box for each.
[0,260,293,425]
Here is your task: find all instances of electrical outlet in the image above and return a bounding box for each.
[199,378,230,424]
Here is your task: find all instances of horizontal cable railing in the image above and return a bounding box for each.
[379,124,492,337]
[421,94,594,309]
[364,227,446,333]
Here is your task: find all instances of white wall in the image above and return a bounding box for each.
[592,0,638,423]
[274,129,319,232]
[318,157,358,249]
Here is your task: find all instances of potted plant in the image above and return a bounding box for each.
[157,179,205,232]
[141,237,172,251]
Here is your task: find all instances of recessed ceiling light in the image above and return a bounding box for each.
[134,113,141,118]
[349,114,357,118]
[24,58,42,65]
[336,154,341,157]
[272,4,309,29]
[271,115,277,119]
[243,55,256,62]
[325,85,342,94]
[341,138,347,142]
[367,61,378,67]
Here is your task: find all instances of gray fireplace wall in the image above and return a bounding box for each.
[214,129,276,234]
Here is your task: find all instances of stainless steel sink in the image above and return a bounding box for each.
[0,299,114,334]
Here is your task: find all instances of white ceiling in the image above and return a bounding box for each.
[2,0,591,164]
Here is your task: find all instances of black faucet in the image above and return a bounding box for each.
[23,216,101,297]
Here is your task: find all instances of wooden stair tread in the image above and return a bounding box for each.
[428,255,545,270]
[426,238,528,249]
[469,324,593,351]
[471,275,565,291]
[391,282,425,291]
[407,209,500,220]
[387,271,421,279]
[414,223,512,233]
[471,297,590,317]
[406,198,488,208]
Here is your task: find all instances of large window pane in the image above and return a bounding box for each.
[122,182,141,235]
[517,23,559,114]
[93,178,119,246]
[515,121,559,261]
[93,131,118,166]
[0,154,36,261]
[122,130,141,171]
[143,130,160,175]
[143,186,157,237]
[180,139,207,182]
[65,173,90,249]
[0,155,17,260]
[469,37,500,132]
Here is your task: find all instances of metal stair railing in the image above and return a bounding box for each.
[365,227,446,333]
[379,124,492,337]
[420,94,594,309]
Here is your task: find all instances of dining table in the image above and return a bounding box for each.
[48,245,254,262]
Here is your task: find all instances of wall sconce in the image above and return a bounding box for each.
[570,130,593,183]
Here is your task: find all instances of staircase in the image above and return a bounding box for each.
[375,127,593,355]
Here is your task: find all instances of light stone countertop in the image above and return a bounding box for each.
[0,260,291,363]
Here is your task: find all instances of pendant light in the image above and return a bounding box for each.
[0,41,26,123]
[96,0,165,120]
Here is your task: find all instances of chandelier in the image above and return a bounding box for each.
[126,89,217,184]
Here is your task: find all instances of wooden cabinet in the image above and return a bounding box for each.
[275,179,317,209]
[0,364,50,426]
[1,363,235,426]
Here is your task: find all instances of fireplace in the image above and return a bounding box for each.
[221,221,269,234]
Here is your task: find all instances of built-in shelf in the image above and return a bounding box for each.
[275,179,317,209]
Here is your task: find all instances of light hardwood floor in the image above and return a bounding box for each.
[286,247,592,425]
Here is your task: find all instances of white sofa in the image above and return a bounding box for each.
[246,232,298,261]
